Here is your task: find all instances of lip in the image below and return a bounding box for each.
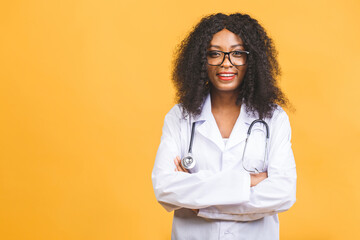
[216,72,237,81]
[217,72,237,74]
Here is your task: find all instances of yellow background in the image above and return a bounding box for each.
[1,0,359,239]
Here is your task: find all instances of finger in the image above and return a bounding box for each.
[174,158,180,171]
[175,156,184,171]
[176,156,182,166]
[180,164,188,173]
[177,164,183,172]
[176,157,186,171]
[174,157,182,169]
[175,158,184,172]
[191,209,199,214]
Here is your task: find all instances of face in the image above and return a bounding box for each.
[207,28,247,94]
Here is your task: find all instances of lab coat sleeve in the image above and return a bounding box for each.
[152,105,251,212]
[197,110,297,221]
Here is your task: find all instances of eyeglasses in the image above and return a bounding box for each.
[206,50,250,66]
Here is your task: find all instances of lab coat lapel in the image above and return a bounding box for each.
[226,103,258,150]
[197,121,225,151]
[194,95,225,151]
[193,95,258,151]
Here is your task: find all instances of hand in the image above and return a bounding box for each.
[191,209,199,214]
[250,172,268,187]
[174,156,198,214]
[174,156,189,173]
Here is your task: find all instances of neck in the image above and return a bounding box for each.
[210,89,240,110]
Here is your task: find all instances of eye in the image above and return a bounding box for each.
[207,51,221,58]
[231,51,244,58]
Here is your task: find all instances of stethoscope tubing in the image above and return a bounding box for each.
[188,122,196,154]
[242,119,269,174]
[181,119,270,173]
[181,122,197,170]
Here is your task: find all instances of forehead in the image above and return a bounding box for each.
[210,28,244,46]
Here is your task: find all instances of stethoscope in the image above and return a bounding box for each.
[181,119,269,174]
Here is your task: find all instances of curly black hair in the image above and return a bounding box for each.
[172,13,289,119]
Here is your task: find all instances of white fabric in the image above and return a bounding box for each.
[152,94,297,240]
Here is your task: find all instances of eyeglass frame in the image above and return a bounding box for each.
[206,50,250,66]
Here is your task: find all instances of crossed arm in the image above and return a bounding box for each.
[173,156,268,214]
[152,107,296,221]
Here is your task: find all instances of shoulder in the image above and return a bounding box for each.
[266,105,292,140]
[267,105,290,124]
[165,104,188,121]
[264,105,292,134]
[162,104,188,130]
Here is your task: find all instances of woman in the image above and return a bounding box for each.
[152,13,297,240]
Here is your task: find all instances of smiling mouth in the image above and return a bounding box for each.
[218,73,236,77]
[217,73,237,80]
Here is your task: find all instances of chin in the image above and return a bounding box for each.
[214,82,241,92]
[213,86,239,92]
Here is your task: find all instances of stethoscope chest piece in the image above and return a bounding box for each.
[181,154,196,170]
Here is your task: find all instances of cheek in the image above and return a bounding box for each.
[207,66,217,80]
[238,67,247,80]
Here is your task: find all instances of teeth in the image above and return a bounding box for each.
[219,74,235,77]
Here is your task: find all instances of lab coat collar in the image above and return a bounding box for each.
[193,94,259,151]
[193,94,258,124]
[195,94,212,122]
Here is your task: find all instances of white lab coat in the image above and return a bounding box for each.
[152,94,297,240]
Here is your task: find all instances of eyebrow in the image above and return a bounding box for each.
[209,44,244,48]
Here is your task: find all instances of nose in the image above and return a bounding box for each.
[221,54,233,68]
